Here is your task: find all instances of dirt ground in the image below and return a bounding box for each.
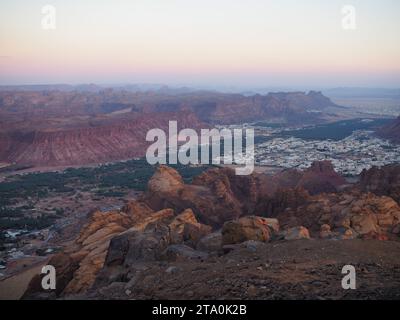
[0,258,49,300]
[88,239,400,300]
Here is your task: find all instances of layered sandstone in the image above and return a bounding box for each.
[22,165,400,299]
[277,191,400,240]
[0,111,204,167]
[0,89,341,167]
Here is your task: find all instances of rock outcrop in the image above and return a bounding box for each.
[21,164,400,300]
[357,164,400,204]
[277,191,400,240]
[296,161,347,194]
[144,166,270,228]
[271,160,347,195]
[221,216,276,245]
[283,226,310,241]
[143,162,345,228]
[0,111,204,167]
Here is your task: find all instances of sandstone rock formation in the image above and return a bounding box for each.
[221,216,275,245]
[0,111,204,167]
[283,226,310,241]
[143,162,344,228]
[21,164,400,300]
[357,164,400,204]
[144,166,261,228]
[277,191,400,240]
[272,161,347,195]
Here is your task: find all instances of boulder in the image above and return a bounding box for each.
[263,218,280,233]
[105,223,171,267]
[283,226,310,240]
[169,209,212,245]
[221,216,272,245]
[319,224,333,239]
[148,165,184,195]
[196,231,223,252]
[351,214,378,235]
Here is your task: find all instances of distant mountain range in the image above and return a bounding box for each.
[323,87,400,99]
[0,88,350,168]
[2,84,399,98]
[378,116,400,143]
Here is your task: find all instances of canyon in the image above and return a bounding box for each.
[0,88,344,168]
[0,86,399,300]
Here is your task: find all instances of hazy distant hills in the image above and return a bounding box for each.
[323,87,400,99]
[378,116,400,143]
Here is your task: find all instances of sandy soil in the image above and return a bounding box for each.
[0,258,49,300]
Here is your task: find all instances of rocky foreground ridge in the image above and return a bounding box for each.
[23,163,400,299]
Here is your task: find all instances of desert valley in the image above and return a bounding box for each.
[0,85,399,300]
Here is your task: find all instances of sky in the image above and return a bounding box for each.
[0,0,400,88]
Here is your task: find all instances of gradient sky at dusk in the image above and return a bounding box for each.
[0,0,399,88]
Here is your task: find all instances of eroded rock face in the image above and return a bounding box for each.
[94,209,211,289]
[358,164,400,204]
[127,209,175,232]
[144,166,251,228]
[169,209,212,245]
[22,164,400,300]
[221,216,275,245]
[296,161,347,195]
[1,110,205,167]
[62,210,134,294]
[120,201,154,222]
[277,192,400,240]
[143,162,346,227]
[23,206,176,298]
[283,226,310,241]
[271,161,347,195]
[105,223,171,267]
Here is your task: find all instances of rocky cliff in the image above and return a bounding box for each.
[0,112,203,167]
[0,89,341,167]
[357,164,400,204]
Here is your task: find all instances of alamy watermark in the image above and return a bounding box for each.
[41,264,56,290]
[341,5,357,30]
[145,121,255,175]
[341,265,356,290]
[41,5,56,30]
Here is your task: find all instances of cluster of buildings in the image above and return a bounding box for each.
[254,130,400,176]
[216,122,400,176]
